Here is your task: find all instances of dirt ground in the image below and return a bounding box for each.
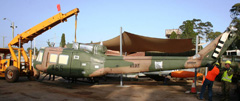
[0,76,239,101]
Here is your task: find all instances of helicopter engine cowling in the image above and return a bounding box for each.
[68,43,107,55]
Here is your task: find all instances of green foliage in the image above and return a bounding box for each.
[47,39,52,47]
[230,3,240,49]
[206,32,222,42]
[179,19,213,44]
[169,31,178,39]
[27,47,39,55]
[60,33,66,47]
[230,3,240,19]
[231,3,240,36]
[232,19,240,36]
[179,20,196,39]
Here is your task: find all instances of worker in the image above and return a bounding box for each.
[221,60,234,101]
[198,62,220,101]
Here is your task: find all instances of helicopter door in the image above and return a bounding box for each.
[57,53,72,77]
[45,52,59,75]
[70,52,81,77]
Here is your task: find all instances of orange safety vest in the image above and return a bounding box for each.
[206,66,220,81]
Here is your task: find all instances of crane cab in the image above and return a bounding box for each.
[0,48,11,77]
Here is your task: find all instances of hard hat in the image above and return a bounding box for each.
[215,62,220,66]
[225,60,231,65]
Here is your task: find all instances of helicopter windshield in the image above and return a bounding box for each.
[36,50,44,62]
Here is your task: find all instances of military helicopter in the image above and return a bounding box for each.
[32,26,238,82]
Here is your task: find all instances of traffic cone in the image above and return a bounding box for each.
[191,80,197,93]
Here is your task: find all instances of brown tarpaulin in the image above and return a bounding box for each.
[99,31,195,53]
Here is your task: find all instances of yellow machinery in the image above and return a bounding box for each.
[0,48,11,77]
[0,8,79,82]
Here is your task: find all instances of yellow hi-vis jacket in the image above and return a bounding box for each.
[221,68,233,83]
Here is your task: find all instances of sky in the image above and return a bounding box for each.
[0,0,239,49]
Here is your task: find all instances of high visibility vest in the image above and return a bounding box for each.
[206,66,220,81]
[221,68,233,82]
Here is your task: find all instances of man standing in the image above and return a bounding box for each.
[221,60,234,101]
[198,63,220,101]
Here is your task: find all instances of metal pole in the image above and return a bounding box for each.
[30,40,32,50]
[205,68,208,76]
[195,35,198,92]
[12,22,14,39]
[34,39,36,58]
[195,35,198,56]
[120,27,123,87]
[3,18,15,39]
[2,36,5,48]
[75,14,77,42]
[120,27,122,56]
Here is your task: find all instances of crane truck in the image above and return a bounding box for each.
[0,8,79,82]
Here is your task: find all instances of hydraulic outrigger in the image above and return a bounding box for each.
[0,8,79,82]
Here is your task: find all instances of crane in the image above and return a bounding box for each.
[0,8,79,82]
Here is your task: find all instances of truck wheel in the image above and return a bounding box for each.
[5,66,19,83]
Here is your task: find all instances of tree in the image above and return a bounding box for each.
[230,3,240,19]
[179,20,196,40]
[206,32,222,42]
[179,19,213,44]
[230,3,240,35]
[169,31,178,39]
[230,3,240,49]
[60,33,66,47]
[47,39,53,47]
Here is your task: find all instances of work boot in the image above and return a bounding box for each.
[197,95,203,100]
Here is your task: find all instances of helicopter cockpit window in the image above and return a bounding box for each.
[49,54,58,63]
[58,55,69,65]
[36,51,43,62]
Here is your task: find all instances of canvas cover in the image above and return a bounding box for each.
[98,31,195,53]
